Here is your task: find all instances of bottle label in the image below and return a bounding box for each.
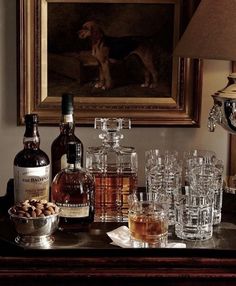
[14,165,50,203]
[56,203,89,218]
[61,154,67,170]
[63,114,73,123]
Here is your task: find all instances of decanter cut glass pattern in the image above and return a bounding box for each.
[86,118,138,222]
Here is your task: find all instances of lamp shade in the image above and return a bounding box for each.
[174,0,236,60]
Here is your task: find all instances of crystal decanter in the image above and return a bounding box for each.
[86,118,138,222]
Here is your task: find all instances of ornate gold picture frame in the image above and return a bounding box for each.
[17,0,202,126]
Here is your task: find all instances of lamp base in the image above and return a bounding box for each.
[208,73,236,193]
[208,73,236,134]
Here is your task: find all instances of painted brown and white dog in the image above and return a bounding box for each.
[78,21,158,90]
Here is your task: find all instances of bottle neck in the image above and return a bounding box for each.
[23,123,40,150]
[100,132,123,148]
[60,114,75,134]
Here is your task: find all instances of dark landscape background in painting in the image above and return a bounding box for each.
[47,3,174,98]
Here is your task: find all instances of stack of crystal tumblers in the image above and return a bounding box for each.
[145,149,224,241]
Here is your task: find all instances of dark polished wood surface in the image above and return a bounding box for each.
[1,184,236,285]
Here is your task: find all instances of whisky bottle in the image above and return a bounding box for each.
[51,142,95,230]
[86,118,138,222]
[13,114,50,203]
[51,93,84,181]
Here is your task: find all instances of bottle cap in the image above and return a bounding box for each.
[67,142,81,164]
[61,93,74,115]
[24,113,39,124]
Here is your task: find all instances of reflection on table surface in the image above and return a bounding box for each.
[0,213,236,250]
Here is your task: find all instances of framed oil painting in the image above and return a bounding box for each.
[17,0,202,126]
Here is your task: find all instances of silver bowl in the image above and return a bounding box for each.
[8,208,59,248]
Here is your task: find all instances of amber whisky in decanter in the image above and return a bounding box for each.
[86,118,138,222]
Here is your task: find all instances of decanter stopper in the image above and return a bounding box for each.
[95,118,131,132]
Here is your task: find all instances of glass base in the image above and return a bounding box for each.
[15,235,55,249]
[130,234,168,248]
[175,224,213,241]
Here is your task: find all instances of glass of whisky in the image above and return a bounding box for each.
[128,192,168,248]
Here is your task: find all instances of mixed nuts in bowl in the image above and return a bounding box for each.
[8,199,60,248]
